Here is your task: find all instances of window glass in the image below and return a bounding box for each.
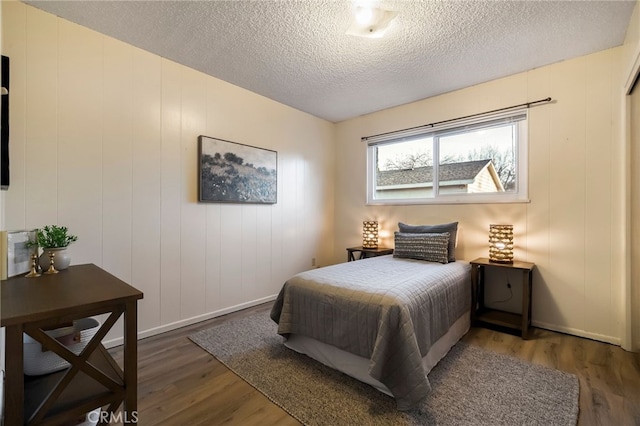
[375,137,434,200]
[438,124,516,194]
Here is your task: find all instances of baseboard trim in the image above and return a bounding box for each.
[532,320,620,346]
[101,296,621,349]
[102,294,277,349]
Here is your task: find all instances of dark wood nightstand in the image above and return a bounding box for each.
[346,246,394,262]
[470,257,535,339]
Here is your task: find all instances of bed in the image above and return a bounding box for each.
[270,224,471,410]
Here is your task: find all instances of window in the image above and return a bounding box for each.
[366,110,528,204]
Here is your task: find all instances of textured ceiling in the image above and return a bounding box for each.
[25,1,635,122]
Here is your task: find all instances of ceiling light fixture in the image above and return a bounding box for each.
[355,6,374,26]
[347,5,398,39]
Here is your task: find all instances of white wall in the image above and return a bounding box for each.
[1,0,637,350]
[0,1,5,418]
[335,47,625,344]
[1,1,336,343]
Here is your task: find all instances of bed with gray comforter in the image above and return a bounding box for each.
[270,255,471,410]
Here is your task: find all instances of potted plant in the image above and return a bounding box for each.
[30,225,78,271]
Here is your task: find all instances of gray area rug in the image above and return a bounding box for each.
[189,311,579,425]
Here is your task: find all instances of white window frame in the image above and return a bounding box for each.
[366,109,529,205]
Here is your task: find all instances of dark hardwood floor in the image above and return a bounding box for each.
[110,303,640,425]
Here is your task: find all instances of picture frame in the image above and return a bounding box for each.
[198,135,277,204]
[1,229,37,278]
[1,55,10,191]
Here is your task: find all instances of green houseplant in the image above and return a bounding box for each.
[34,225,78,249]
[31,225,78,271]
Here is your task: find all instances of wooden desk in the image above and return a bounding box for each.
[1,264,143,425]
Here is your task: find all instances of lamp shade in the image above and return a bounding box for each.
[488,224,513,263]
[363,221,378,249]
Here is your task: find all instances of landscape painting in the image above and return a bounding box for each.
[198,135,277,204]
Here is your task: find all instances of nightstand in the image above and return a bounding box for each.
[470,257,535,339]
[346,246,394,262]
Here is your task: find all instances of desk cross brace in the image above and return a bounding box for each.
[24,307,126,425]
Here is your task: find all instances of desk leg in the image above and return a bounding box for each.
[5,325,24,425]
[521,270,531,339]
[123,301,138,423]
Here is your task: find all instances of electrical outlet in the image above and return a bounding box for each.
[311,258,316,267]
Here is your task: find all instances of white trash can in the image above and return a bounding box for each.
[23,317,101,376]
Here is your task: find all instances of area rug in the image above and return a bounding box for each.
[189,312,579,425]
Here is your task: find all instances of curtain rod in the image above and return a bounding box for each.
[361,97,552,141]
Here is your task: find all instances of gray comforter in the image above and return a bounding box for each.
[270,255,471,410]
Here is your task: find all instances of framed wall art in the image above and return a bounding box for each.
[1,55,10,190]
[1,229,37,279]
[198,135,277,204]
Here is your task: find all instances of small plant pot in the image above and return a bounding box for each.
[39,247,71,271]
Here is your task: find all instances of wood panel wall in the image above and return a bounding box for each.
[2,0,634,347]
[2,2,336,343]
[335,48,625,344]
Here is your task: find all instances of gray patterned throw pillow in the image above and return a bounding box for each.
[393,232,450,264]
[398,221,458,262]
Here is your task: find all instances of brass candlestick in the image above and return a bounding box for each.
[25,253,41,278]
[44,250,59,274]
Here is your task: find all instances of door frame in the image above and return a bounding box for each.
[623,39,640,351]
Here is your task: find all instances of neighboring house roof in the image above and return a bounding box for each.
[377,159,503,189]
